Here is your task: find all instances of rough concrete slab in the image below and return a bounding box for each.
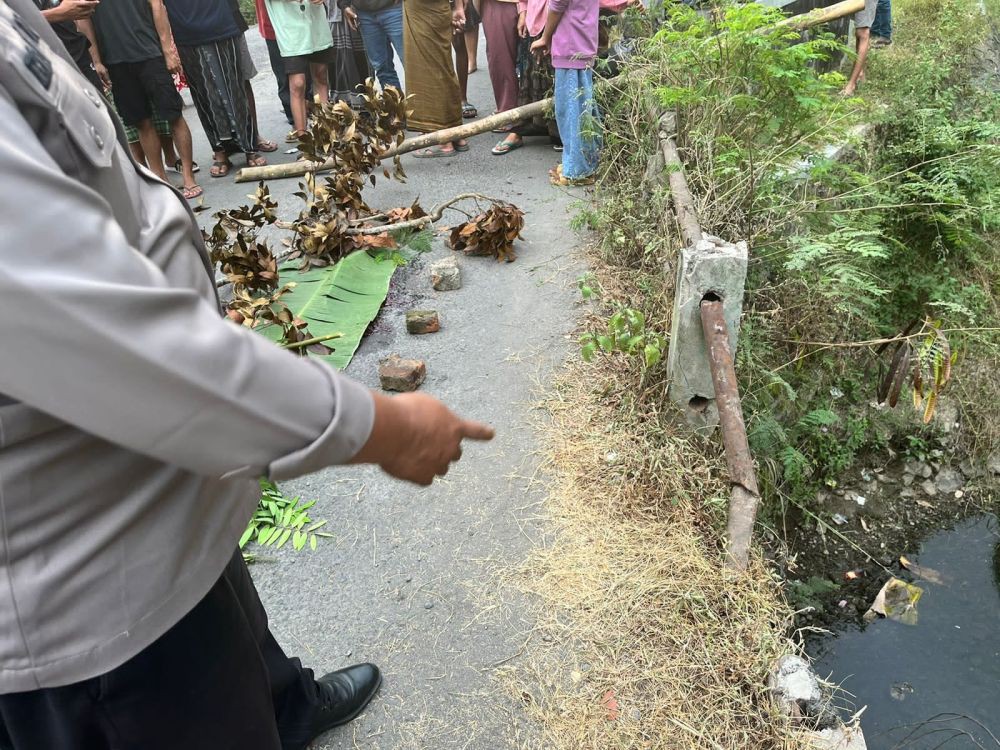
[185,29,586,749]
[665,235,747,431]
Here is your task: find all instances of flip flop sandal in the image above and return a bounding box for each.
[210,160,232,178]
[550,171,595,187]
[413,147,457,158]
[256,139,279,153]
[462,102,477,119]
[491,124,514,134]
[245,152,267,168]
[491,138,523,155]
[453,142,470,152]
[285,130,306,143]
[182,184,203,200]
[168,159,201,174]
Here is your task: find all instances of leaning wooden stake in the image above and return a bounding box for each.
[700,300,760,572]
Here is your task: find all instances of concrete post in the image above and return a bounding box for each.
[666,235,749,432]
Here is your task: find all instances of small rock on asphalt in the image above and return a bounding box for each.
[406,309,440,335]
[431,257,462,291]
[379,354,426,392]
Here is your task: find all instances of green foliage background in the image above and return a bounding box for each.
[582,0,999,524]
[239,0,257,25]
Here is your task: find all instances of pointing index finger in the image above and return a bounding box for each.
[460,420,495,441]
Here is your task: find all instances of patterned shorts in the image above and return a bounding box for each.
[114,97,172,145]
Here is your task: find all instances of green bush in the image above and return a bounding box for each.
[239,0,257,25]
[588,0,1000,515]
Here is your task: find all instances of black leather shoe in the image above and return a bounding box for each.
[309,663,382,741]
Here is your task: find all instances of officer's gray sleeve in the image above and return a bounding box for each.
[0,94,375,480]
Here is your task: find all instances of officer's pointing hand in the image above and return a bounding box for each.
[352,392,494,486]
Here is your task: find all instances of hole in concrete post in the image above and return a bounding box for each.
[702,291,723,302]
[688,395,711,413]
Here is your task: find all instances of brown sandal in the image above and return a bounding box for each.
[210,159,232,178]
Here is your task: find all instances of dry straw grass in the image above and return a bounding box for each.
[498,257,806,749]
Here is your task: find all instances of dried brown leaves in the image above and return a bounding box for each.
[204,184,323,352]
[288,80,410,268]
[448,202,525,262]
[877,319,956,423]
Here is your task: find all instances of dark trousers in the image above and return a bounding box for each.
[0,553,319,750]
[871,0,892,39]
[266,37,293,124]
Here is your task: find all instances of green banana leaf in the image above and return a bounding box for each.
[257,251,397,370]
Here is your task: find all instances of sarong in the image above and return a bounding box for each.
[177,35,256,154]
[512,33,559,140]
[328,17,373,110]
[403,0,462,132]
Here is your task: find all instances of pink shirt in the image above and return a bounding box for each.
[519,0,627,37]
[547,0,598,69]
[517,0,547,37]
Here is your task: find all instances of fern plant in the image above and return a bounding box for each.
[240,479,332,561]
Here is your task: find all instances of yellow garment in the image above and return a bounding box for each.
[403,0,462,132]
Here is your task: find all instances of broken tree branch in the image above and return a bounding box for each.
[351,192,497,235]
[272,192,497,235]
[217,193,500,288]
[280,332,343,350]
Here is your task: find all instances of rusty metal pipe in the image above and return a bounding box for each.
[700,299,760,571]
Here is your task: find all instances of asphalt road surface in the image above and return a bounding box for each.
[182,28,587,750]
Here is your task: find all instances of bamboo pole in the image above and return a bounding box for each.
[654,114,702,248]
[235,102,550,183]
[773,0,864,31]
[236,0,864,184]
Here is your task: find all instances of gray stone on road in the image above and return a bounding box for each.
[182,30,586,750]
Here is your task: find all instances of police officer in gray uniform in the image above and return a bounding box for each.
[0,1,493,747]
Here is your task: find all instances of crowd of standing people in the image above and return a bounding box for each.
[35,0,612,199]
[34,0,893,202]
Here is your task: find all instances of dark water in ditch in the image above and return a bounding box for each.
[811,515,1000,750]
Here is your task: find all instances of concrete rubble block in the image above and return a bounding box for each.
[810,725,868,750]
[665,235,748,432]
[768,655,824,720]
[379,355,426,392]
[430,257,462,291]
[406,310,440,335]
